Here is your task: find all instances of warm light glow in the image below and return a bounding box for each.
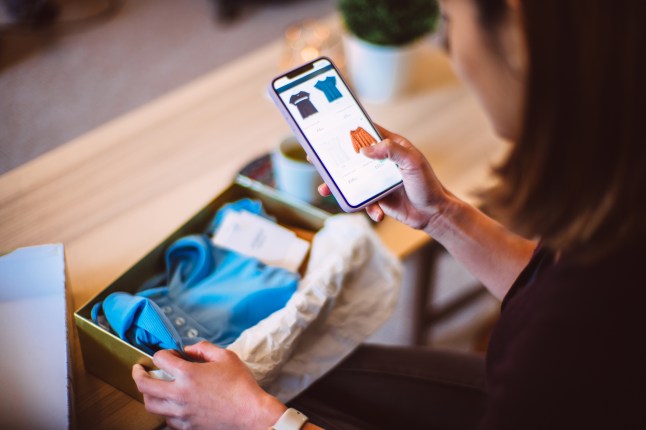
[279,19,342,72]
[300,47,320,62]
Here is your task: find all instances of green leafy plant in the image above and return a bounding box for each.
[339,0,439,46]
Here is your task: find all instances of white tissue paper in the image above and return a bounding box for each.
[227,214,402,402]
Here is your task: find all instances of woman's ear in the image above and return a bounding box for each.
[507,0,522,10]
[503,0,528,77]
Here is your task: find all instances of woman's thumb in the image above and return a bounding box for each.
[361,139,413,168]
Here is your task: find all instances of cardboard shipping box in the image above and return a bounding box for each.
[0,244,75,429]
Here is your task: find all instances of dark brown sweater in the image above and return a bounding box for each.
[482,239,646,429]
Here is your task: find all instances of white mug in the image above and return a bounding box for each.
[272,135,322,204]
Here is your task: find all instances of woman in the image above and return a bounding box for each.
[132,0,646,428]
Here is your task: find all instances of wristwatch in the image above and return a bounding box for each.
[269,408,309,430]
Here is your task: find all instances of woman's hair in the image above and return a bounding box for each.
[479,0,646,261]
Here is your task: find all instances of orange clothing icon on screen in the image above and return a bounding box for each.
[350,127,377,153]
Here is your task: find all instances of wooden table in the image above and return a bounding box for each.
[0,24,505,429]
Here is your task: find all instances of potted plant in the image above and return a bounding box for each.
[339,0,438,102]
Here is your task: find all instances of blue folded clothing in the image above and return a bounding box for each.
[92,199,300,355]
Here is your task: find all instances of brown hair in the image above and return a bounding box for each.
[479,0,646,261]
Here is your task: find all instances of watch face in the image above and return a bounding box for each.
[271,408,308,430]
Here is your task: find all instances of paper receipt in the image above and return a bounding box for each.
[212,210,309,273]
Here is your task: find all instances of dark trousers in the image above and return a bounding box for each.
[288,344,487,430]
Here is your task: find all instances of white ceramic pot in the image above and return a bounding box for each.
[342,34,420,103]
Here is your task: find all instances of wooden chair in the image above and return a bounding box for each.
[411,241,489,346]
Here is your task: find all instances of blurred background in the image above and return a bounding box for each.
[0,0,335,174]
[0,0,498,355]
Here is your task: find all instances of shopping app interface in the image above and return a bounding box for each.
[274,60,402,207]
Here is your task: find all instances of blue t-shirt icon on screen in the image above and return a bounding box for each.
[315,76,343,102]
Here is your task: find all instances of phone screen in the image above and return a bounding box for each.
[272,58,402,208]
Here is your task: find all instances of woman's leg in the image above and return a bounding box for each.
[288,344,486,430]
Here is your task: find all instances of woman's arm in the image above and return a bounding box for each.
[424,195,536,300]
[132,127,535,429]
[327,125,536,300]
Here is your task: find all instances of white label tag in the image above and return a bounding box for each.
[212,210,309,273]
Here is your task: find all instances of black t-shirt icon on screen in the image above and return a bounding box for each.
[290,91,318,119]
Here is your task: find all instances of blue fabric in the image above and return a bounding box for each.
[92,199,300,354]
[92,293,185,355]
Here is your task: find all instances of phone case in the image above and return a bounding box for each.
[268,57,403,213]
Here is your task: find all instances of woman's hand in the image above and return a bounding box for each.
[132,341,286,430]
[319,125,451,231]
[320,125,536,299]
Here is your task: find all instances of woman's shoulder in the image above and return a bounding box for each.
[541,234,646,304]
[505,234,646,311]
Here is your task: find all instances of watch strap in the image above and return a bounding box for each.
[270,408,309,430]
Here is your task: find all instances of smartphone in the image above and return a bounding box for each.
[269,57,403,212]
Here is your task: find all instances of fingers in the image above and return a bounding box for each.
[153,349,190,377]
[360,139,396,161]
[318,183,331,196]
[183,340,228,362]
[359,143,385,160]
[361,139,420,171]
[166,417,188,430]
[142,394,182,418]
[132,363,173,399]
[366,203,385,222]
[374,123,395,139]
[374,124,413,149]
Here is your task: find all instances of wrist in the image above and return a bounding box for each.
[252,393,287,430]
[422,193,463,240]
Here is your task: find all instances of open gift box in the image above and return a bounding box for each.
[74,176,330,401]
